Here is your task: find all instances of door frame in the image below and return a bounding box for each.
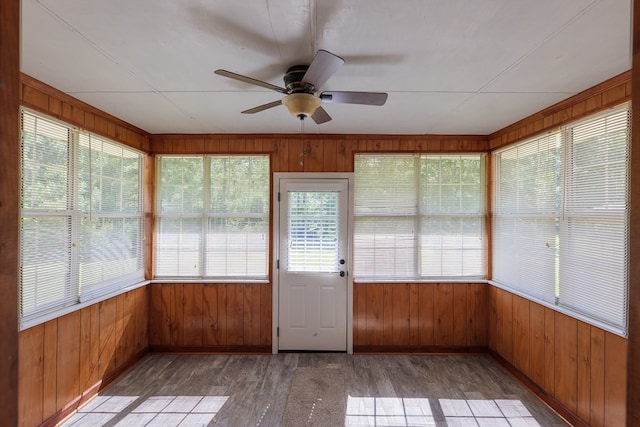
[272,172,354,354]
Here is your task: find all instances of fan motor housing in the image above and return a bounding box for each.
[284,65,314,93]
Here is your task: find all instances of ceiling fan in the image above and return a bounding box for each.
[215,49,388,124]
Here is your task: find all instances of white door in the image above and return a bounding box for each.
[277,178,349,351]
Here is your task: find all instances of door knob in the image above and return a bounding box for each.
[340,271,345,277]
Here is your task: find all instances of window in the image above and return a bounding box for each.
[155,155,270,280]
[354,154,485,281]
[492,105,629,336]
[560,107,629,331]
[19,110,144,328]
[288,191,340,273]
[492,132,561,305]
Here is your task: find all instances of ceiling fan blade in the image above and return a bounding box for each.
[215,70,287,94]
[320,91,388,106]
[302,50,344,90]
[241,100,282,114]
[311,106,332,124]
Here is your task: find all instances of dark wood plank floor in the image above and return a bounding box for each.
[60,353,568,427]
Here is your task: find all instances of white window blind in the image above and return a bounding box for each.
[492,104,629,336]
[20,112,75,316]
[19,110,145,328]
[155,155,269,279]
[77,134,144,299]
[287,191,340,273]
[420,155,485,277]
[560,107,629,331]
[354,154,485,281]
[354,155,417,279]
[492,132,561,304]
[156,156,204,276]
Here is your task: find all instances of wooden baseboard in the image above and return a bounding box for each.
[39,348,148,427]
[149,345,272,354]
[353,345,488,354]
[488,349,588,427]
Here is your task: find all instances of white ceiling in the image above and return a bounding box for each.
[21,0,632,135]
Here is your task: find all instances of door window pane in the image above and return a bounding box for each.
[287,191,340,273]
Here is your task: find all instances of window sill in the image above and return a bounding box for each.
[150,278,270,284]
[353,279,489,284]
[19,279,150,331]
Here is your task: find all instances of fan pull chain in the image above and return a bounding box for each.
[299,117,306,167]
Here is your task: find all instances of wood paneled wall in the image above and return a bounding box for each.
[1,0,20,424]
[149,134,490,171]
[353,283,487,352]
[149,134,490,353]
[489,71,631,150]
[487,71,632,425]
[20,75,149,152]
[148,283,272,352]
[18,287,148,427]
[148,282,488,353]
[17,76,153,427]
[488,286,627,427]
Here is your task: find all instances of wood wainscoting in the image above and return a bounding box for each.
[488,285,627,427]
[148,283,272,352]
[149,134,490,173]
[489,70,630,150]
[149,282,488,354]
[353,283,488,352]
[18,287,148,427]
[20,74,149,152]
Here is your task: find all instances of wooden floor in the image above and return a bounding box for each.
[60,353,568,427]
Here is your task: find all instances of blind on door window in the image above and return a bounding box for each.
[287,191,340,273]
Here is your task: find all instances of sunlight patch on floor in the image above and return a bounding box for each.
[60,395,228,427]
[345,396,541,427]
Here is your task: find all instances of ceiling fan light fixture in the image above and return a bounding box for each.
[282,93,322,119]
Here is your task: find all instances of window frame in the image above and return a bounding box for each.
[154,154,271,282]
[491,104,630,337]
[353,153,487,282]
[18,109,146,330]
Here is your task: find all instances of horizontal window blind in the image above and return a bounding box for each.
[354,154,485,281]
[287,191,340,273]
[78,134,144,299]
[156,218,202,276]
[560,107,629,331]
[420,155,484,278]
[20,112,75,318]
[155,155,269,279]
[492,133,560,304]
[19,110,145,327]
[354,155,417,279]
[20,216,73,316]
[156,157,204,276]
[206,156,269,277]
[492,104,629,336]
